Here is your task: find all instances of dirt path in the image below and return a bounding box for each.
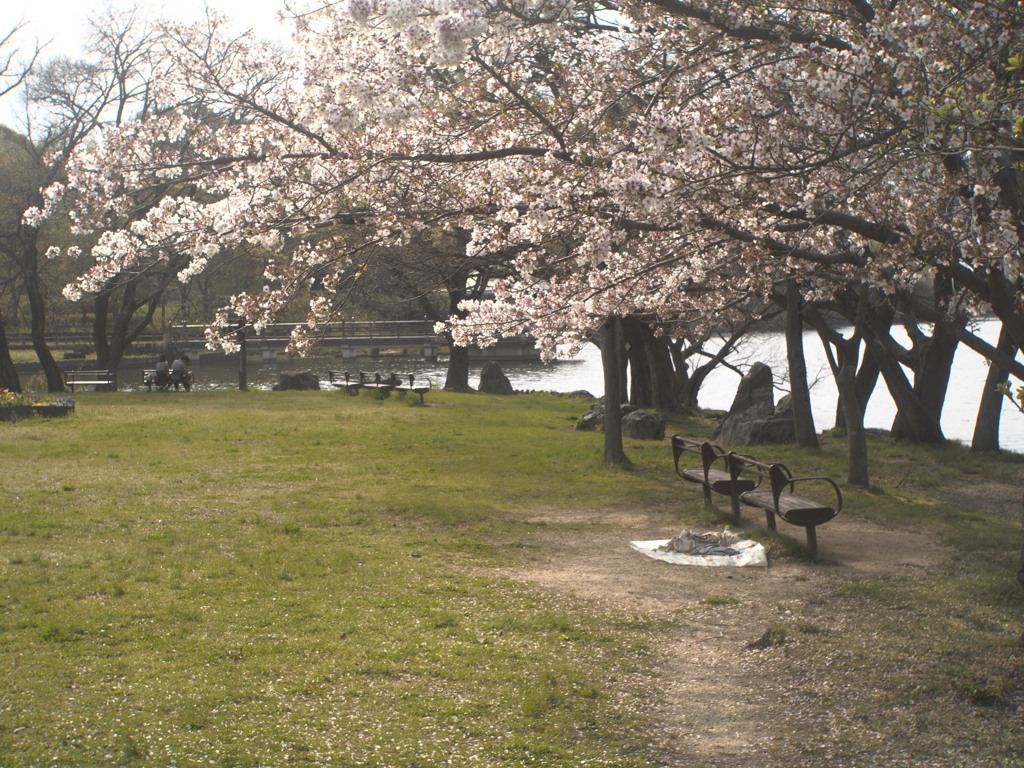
[499,508,955,766]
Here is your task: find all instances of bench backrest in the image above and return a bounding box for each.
[729,454,794,499]
[698,441,725,478]
[670,435,731,479]
[768,462,796,501]
[332,371,422,387]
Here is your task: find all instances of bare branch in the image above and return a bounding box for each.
[0,22,41,100]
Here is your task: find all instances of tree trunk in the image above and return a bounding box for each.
[19,226,64,392]
[601,317,631,467]
[868,342,945,442]
[91,263,181,389]
[806,306,869,486]
[830,338,853,434]
[623,317,651,408]
[624,317,683,412]
[644,332,682,413]
[832,330,883,434]
[0,311,21,392]
[835,351,870,487]
[853,352,881,429]
[890,322,958,442]
[667,338,696,408]
[971,324,1015,452]
[444,336,472,391]
[93,293,111,366]
[859,311,945,443]
[786,280,818,448]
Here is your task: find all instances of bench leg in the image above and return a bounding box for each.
[804,526,818,557]
[763,507,777,532]
[701,484,713,507]
[729,495,742,524]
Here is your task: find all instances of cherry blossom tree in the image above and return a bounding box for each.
[37,1,1022,466]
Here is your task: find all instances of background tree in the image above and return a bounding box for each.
[22,9,197,380]
[0,24,40,391]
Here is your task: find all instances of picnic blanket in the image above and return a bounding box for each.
[630,536,767,567]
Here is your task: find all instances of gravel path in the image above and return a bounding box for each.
[496,502,997,767]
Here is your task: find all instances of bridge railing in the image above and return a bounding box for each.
[170,319,442,345]
[5,320,443,351]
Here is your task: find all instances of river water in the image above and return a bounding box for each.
[148,317,1024,453]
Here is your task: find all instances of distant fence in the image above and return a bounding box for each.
[173,320,441,348]
[7,319,443,352]
[10,320,541,363]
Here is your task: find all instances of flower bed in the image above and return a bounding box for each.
[0,390,76,421]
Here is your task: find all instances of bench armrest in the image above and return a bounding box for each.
[671,435,701,475]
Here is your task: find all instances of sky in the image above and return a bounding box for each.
[0,0,294,129]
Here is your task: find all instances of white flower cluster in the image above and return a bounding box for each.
[21,183,67,229]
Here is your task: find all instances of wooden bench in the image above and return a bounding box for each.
[64,370,117,392]
[671,435,755,522]
[731,454,842,556]
[327,371,397,394]
[391,373,431,405]
[360,372,400,393]
[328,371,431,404]
[328,370,363,393]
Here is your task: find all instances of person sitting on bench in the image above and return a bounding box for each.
[170,355,192,391]
[147,355,171,390]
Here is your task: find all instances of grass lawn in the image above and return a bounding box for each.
[1,389,1022,766]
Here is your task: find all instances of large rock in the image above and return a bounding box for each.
[272,371,321,391]
[622,410,666,440]
[715,412,796,446]
[712,363,795,446]
[478,361,514,394]
[725,361,775,417]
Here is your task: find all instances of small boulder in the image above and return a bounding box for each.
[478,361,514,395]
[575,402,643,432]
[272,371,321,391]
[566,390,596,399]
[622,410,666,440]
[577,403,605,431]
